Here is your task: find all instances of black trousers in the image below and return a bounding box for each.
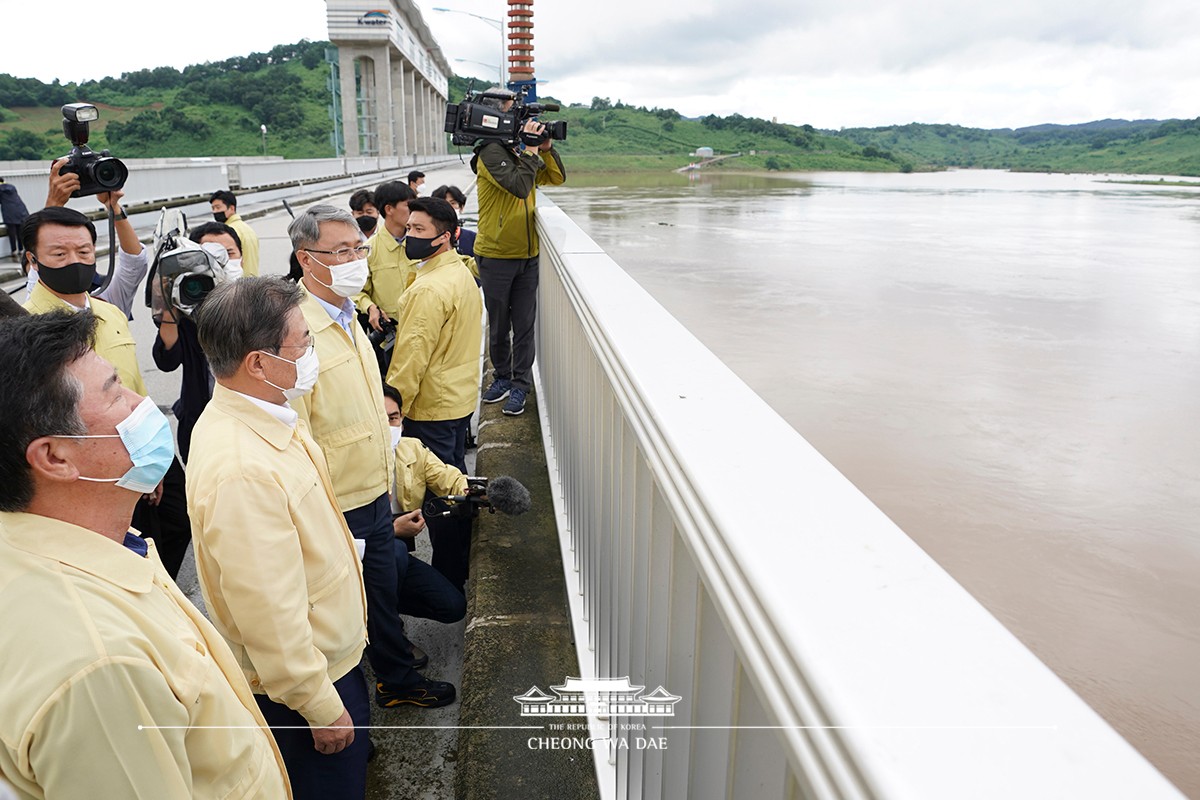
[402,416,473,592]
[132,455,191,579]
[343,494,422,690]
[256,667,370,800]
[478,255,539,392]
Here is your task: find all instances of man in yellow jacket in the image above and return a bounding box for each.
[22,205,192,579]
[0,311,290,799]
[210,190,260,276]
[354,181,417,331]
[381,383,468,628]
[386,197,483,591]
[186,277,370,800]
[289,204,455,709]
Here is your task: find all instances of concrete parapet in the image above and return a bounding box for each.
[456,386,600,800]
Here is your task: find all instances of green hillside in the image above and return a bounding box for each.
[3,41,1198,176]
[836,119,1200,176]
[0,41,336,160]
[486,98,906,172]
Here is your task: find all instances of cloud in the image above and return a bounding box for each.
[527,0,1200,127]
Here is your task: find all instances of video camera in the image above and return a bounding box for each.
[59,103,128,198]
[443,85,567,149]
[147,208,238,318]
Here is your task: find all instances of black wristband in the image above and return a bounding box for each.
[113,208,127,220]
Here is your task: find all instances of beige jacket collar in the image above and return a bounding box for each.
[209,382,296,451]
[0,510,156,593]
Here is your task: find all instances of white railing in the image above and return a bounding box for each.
[0,153,455,213]
[532,196,1183,800]
[0,153,459,259]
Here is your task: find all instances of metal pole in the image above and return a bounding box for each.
[433,8,505,87]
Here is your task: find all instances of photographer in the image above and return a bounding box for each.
[470,88,566,417]
[22,158,148,317]
[354,181,417,372]
[152,222,243,462]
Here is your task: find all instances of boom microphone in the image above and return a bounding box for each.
[423,475,531,518]
[485,475,532,516]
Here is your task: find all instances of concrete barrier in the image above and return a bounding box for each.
[456,382,600,800]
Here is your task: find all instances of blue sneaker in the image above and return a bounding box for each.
[502,387,527,416]
[482,378,511,404]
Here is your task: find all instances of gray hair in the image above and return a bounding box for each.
[479,87,516,110]
[287,204,361,252]
[195,277,303,379]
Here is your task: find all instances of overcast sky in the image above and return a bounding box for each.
[4,0,1198,129]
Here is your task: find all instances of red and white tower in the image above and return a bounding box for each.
[507,1,535,91]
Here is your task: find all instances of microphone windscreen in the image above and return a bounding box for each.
[487,475,531,515]
[541,102,561,112]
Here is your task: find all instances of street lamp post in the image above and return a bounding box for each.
[433,7,505,87]
[455,57,500,76]
[260,124,267,157]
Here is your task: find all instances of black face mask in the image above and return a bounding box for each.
[213,211,228,223]
[36,258,97,295]
[357,215,378,235]
[404,233,447,261]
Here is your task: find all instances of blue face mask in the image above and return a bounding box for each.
[54,396,176,493]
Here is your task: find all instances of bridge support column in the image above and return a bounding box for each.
[371,52,396,157]
[403,64,418,160]
[390,58,408,163]
[337,49,362,157]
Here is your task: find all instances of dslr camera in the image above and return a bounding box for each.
[444,86,567,149]
[368,317,397,352]
[59,103,129,198]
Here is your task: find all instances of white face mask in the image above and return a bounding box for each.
[225,258,244,281]
[309,255,369,298]
[260,345,320,402]
[389,426,403,449]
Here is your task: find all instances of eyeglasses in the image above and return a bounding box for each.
[303,245,371,263]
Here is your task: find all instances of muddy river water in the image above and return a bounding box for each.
[547,169,1200,795]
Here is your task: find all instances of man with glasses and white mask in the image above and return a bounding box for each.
[185,277,370,800]
[288,205,456,710]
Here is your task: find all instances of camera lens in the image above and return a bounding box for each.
[91,157,129,190]
[178,275,215,305]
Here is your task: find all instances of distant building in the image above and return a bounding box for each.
[694,146,715,158]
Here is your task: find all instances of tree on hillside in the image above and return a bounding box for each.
[0,74,71,108]
[0,129,50,160]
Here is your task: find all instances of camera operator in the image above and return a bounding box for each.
[354,181,417,372]
[22,158,148,317]
[153,222,243,462]
[470,87,566,417]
